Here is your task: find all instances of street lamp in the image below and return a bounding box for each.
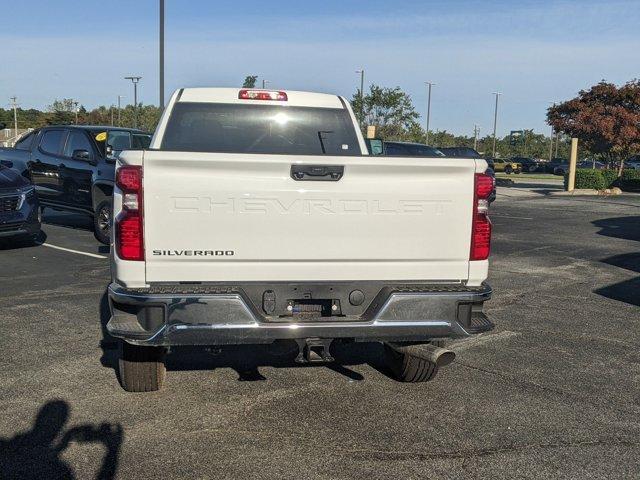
[117,95,124,127]
[492,92,502,158]
[356,69,365,126]
[262,79,270,89]
[425,82,435,145]
[124,76,142,128]
[473,124,480,151]
[159,0,165,108]
[73,101,79,124]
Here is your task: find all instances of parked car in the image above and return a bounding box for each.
[107,87,494,392]
[0,126,152,244]
[439,147,481,158]
[492,158,521,174]
[0,164,40,243]
[510,157,539,173]
[554,160,606,176]
[545,157,568,174]
[383,141,444,157]
[625,155,640,170]
[439,147,496,202]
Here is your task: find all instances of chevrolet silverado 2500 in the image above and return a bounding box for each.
[107,87,494,392]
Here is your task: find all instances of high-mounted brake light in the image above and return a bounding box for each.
[238,89,288,101]
[470,173,493,261]
[115,165,144,261]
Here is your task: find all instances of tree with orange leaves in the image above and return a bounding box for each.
[547,80,640,176]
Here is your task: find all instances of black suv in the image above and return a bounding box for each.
[0,126,151,244]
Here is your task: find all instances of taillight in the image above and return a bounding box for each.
[115,165,144,261]
[470,173,493,261]
[238,89,288,101]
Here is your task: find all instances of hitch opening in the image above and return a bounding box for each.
[294,338,335,363]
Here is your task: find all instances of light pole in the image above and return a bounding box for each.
[262,79,270,89]
[425,82,435,145]
[159,0,165,108]
[356,69,365,126]
[473,124,480,151]
[73,101,79,124]
[124,76,142,128]
[117,95,124,126]
[10,96,18,139]
[491,92,502,158]
[548,125,554,161]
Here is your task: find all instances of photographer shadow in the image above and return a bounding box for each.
[0,400,123,480]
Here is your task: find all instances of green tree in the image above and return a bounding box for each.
[47,98,77,125]
[242,75,258,88]
[351,85,421,140]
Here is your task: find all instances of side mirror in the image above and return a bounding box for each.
[365,138,384,156]
[72,149,91,161]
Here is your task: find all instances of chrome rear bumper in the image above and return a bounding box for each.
[107,282,493,346]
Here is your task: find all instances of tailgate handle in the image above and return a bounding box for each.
[291,165,344,181]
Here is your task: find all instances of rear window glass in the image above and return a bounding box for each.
[161,103,360,156]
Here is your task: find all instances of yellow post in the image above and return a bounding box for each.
[366,125,376,139]
[567,138,578,191]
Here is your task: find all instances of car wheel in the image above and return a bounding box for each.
[94,199,112,245]
[118,341,166,392]
[505,165,513,174]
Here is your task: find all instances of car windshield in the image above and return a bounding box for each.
[161,103,361,156]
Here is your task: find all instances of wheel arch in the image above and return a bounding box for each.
[92,181,114,212]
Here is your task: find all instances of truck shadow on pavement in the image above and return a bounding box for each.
[98,291,390,383]
[592,216,640,307]
[0,400,123,480]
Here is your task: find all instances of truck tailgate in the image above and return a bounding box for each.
[142,151,474,282]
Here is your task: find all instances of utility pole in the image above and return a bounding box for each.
[492,92,502,158]
[425,82,435,145]
[473,124,480,151]
[356,69,365,127]
[555,132,559,157]
[548,125,554,161]
[124,76,142,128]
[117,95,124,126]
[159,0,165,108]
[10,96,18,139]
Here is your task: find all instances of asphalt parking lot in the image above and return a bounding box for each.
[1,189,639,479]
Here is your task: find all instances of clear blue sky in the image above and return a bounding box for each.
[1,0,638,136]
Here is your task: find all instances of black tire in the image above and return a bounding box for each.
[118,341,166,392]
[505,165,513,174]
[383,343,441,383]
[94,199,112,245]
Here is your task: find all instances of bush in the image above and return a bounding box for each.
[566,169,606,190]
[565,168,640,191]
[620,169,640,191]
[601,169,619,188]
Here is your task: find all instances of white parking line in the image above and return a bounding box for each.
[491,214,534,220]
[42,243,107,259]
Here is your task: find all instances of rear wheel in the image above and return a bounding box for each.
[505,165,513,174]
[118,342,166,392]
[383,341,444,383]
[94,199,112,245]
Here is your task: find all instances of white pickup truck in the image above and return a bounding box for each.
[107,87,494,392]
